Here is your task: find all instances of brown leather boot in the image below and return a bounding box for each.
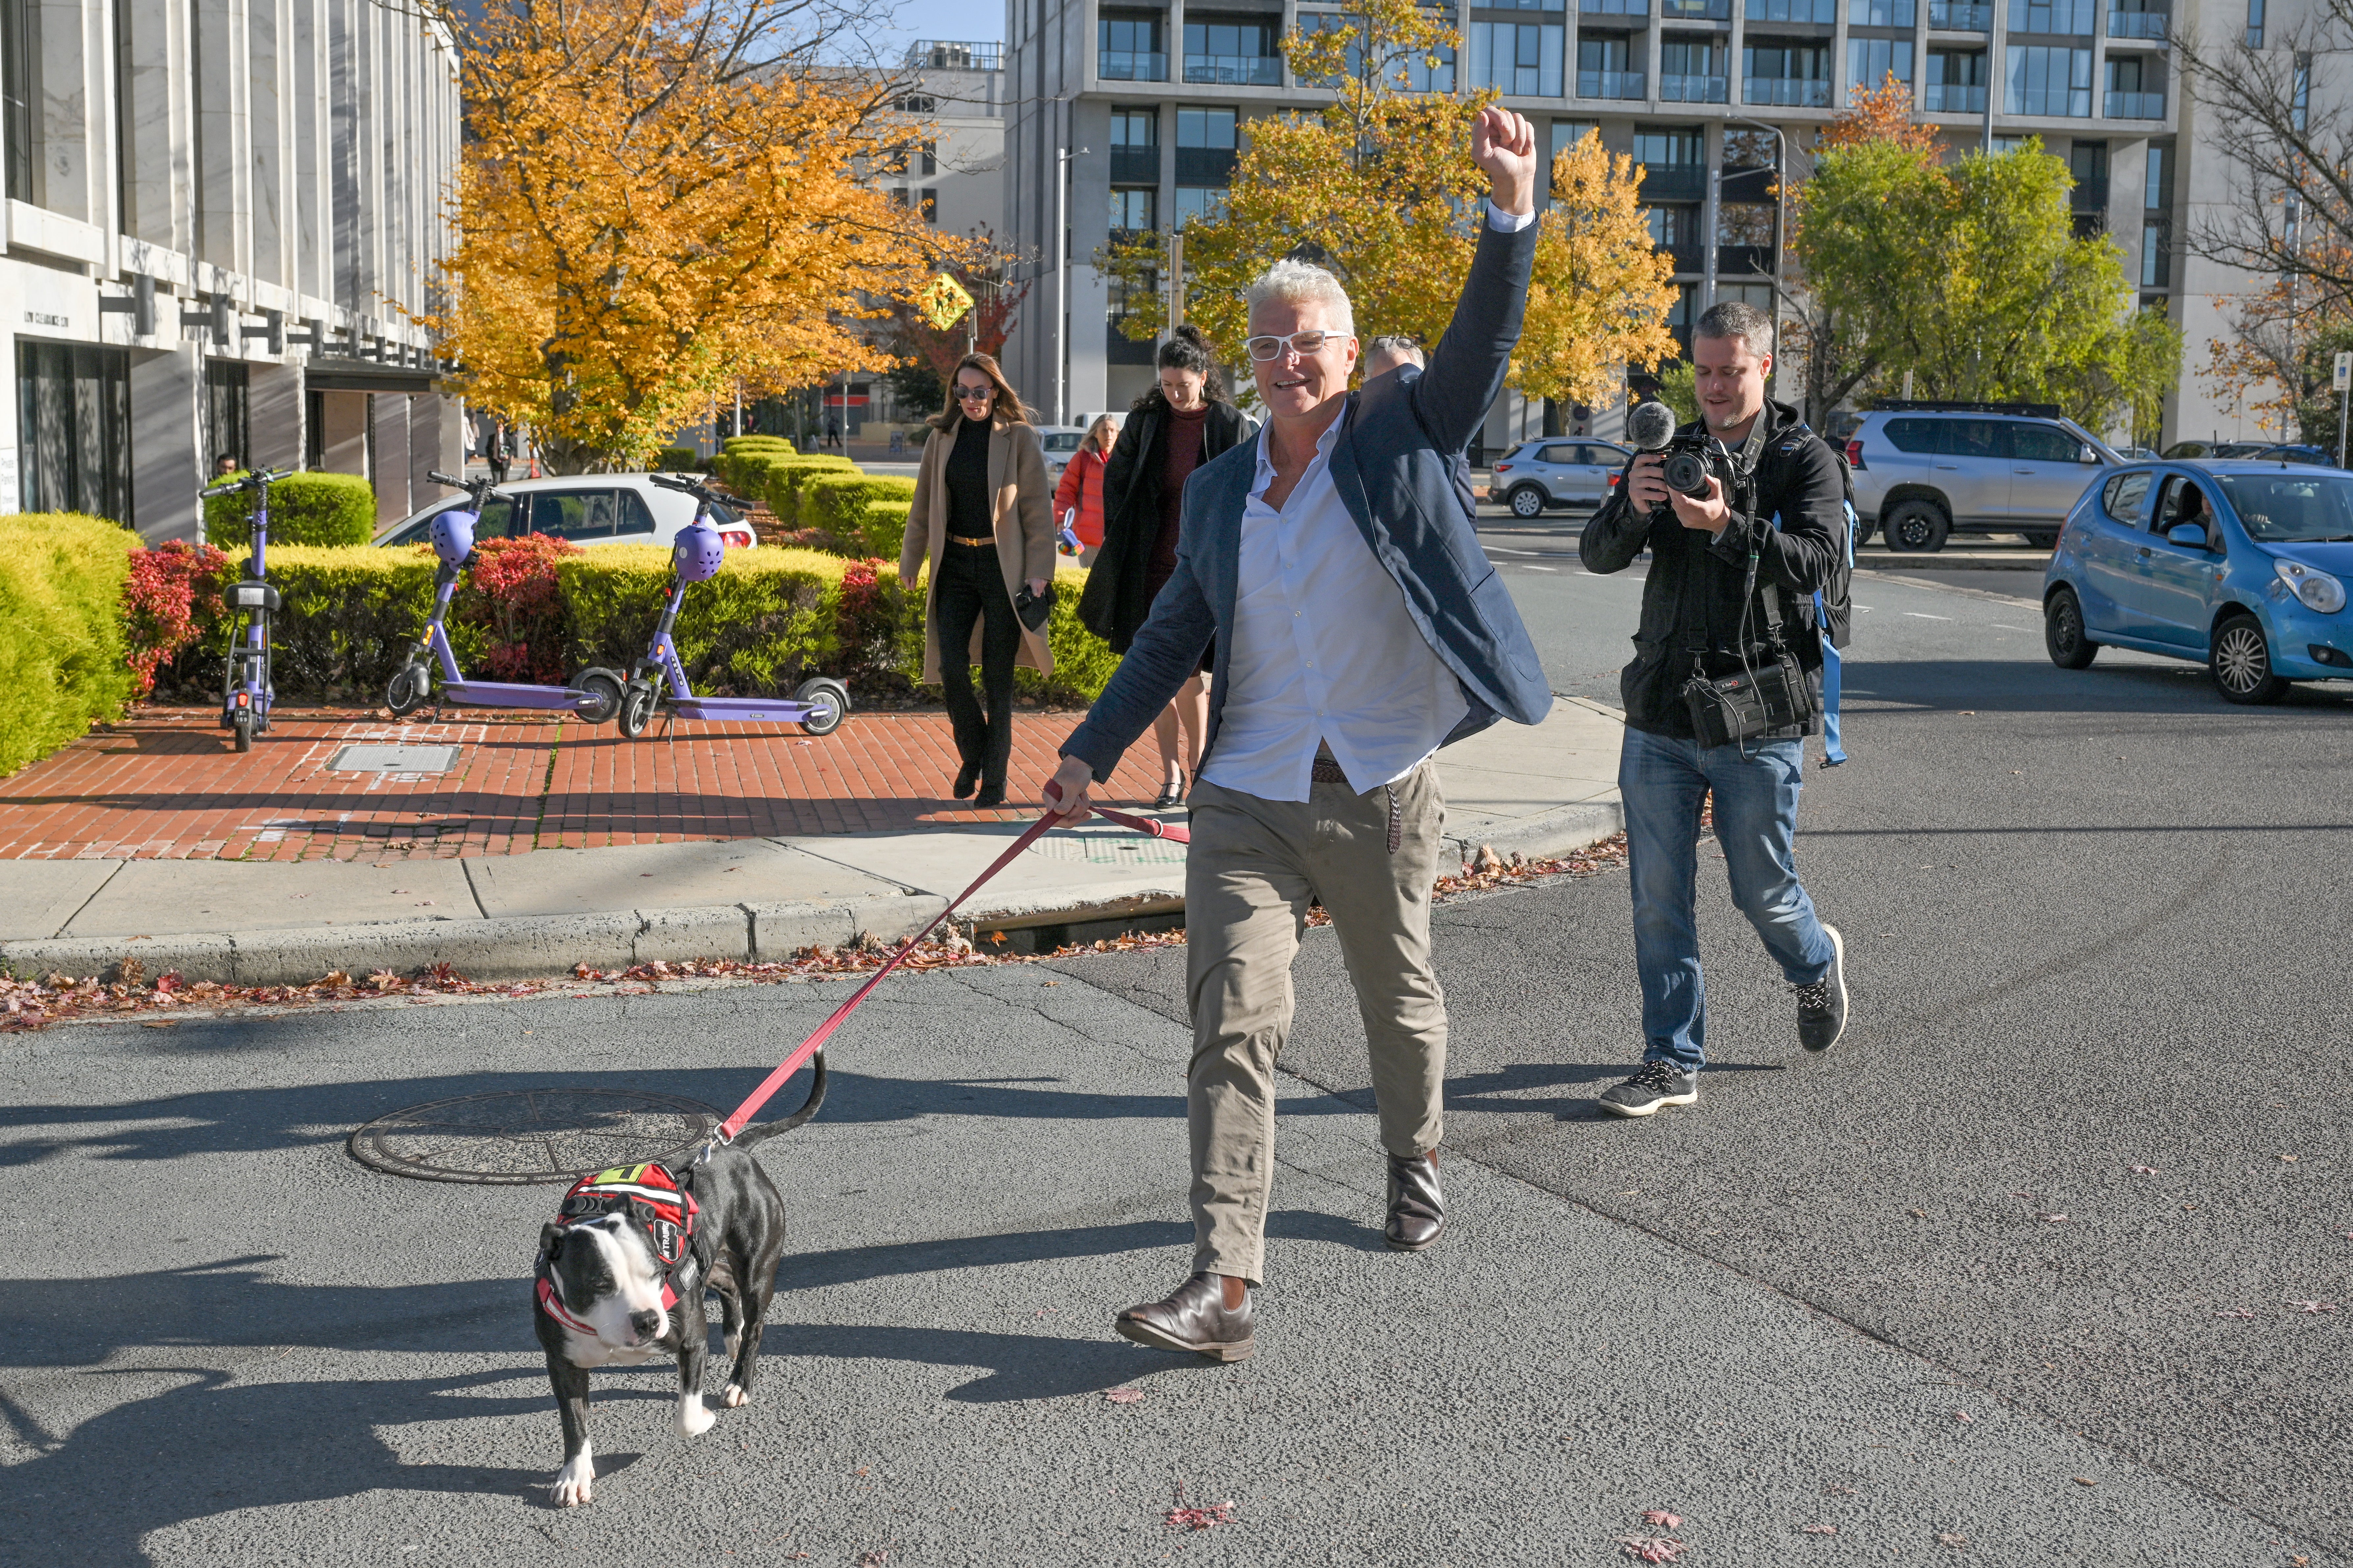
[1385,1150,1444,1252]
[1113,1272,1254,1362]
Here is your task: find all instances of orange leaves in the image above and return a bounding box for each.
[1516,130,1681,406]
[1819,71,1940,155]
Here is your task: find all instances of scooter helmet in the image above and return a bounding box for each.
[430,508,478,566]
[673,522,726,584]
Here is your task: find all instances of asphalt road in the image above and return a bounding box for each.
[2,517,2346,1564]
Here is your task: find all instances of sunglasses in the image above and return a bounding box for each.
[954,384,995,402]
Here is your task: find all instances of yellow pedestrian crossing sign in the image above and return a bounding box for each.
[918,274,974,331]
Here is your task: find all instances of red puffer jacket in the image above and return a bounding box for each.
[1052,445,1108,548]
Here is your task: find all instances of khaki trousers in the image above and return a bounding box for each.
[1183,762,1448,1284]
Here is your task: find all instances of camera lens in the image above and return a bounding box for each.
[1662,451,1708,495]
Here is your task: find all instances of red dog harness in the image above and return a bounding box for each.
[535,1163,699,1334]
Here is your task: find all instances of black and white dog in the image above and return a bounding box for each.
[532,1055,826,1507]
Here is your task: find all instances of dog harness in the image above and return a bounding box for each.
[535,1163,700,1334]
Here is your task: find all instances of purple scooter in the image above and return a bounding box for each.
[612,473,849,740]
[383,471,625,724]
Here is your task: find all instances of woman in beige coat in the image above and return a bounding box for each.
[899,353,1056,808]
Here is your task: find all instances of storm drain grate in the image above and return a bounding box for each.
[346,1088,720,1184]
[328,743,462,774]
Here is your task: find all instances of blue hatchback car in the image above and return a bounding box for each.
[2043,461,2353,703]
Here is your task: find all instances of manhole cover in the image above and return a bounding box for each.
[347,1088,720,1184]
[329,743,461,774]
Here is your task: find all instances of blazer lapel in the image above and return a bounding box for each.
[986,420,1008,523]
[1202,429,1263,629]
[1326,393,1386,556]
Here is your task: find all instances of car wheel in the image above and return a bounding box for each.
[2044,585,2098,670]
[385,664,429,717]
[1882,500,1950,553]
[1851,514,1877,549]
[616,680,659,738]
[1508,484,1547,519]
[2022,529,2059,551]
[573,668,623,725]
[2210,613,2288,704]
[793,676,851,737]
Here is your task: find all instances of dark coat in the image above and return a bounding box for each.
[1577,397,1847,738]
[1077,399,1252,651]
[1060,218,1553,784]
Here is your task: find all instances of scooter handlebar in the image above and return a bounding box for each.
[199,466,296,498]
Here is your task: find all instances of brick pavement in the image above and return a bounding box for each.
[0,704,1170,862]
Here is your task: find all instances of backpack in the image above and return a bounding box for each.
[1775,421,1857,652]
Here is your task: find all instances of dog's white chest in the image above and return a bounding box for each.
[561,1329,659,1368]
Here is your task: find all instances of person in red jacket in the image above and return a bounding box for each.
[1053,414,1120,560]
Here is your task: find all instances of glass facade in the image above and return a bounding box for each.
[1849,37,1914,87]
[1745,40,1832,104]
[1184,16,1281,84]
[1661,37,1727,100]
[1098,14,1168,80]
[2006,44,2091,114]
[1924,48,1986,109]
[1575,33,1642,96]
[18,342,133,525]
[1474,18,1568,95]
[2010,0,2094,31]
[1747,0,1837,22]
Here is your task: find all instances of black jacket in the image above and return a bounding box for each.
[1079,399,1252,651]
[1579,398,1847,739]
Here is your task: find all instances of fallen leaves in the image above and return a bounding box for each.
[1616,1537,1687,1563]
[1800,1523,1838,1535]
[1103,1387,1145,1405]
[2288,1300,2338,1314]
[2129,1165,2159,1175]
[1164,1483,1235,1531]
[1644,1511,1682,1528]
[2072,1477,2097,1486]
[1936,1530,1969,1547]
[2042,1214,2070,1224]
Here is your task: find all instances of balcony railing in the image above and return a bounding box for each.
[2105,89,2164,117]
[2107,7,2166,36]
[1745,76,1832,104]
[1717,243,1775,275]
[1928,0,1991,25]
[1746,0,1837,22]
[1578,68,1649,96]
[1661,0,1731,16]
[906,39,1002,69]
[1099,50,1169,80]
[1109,146,1160,183]
[1660,71,1729,100]
[1921,80,1987,110]
[1185,54,1281,84]
[1639,164,1708,200]
[2071,174,2109,209]
[1667,240,1707,272]
[1581,0,1652,13]
[1176,147,1238,183]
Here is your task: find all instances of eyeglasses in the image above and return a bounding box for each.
[1244,330,1343,362]
[954,384,995,403]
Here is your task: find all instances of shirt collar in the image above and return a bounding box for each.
[1250,407,1348,496]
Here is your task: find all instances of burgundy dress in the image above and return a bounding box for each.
[1146,403,1214,673]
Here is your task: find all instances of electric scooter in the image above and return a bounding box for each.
[383,471,626,724]
[613,473,850,740]
[203,466,297,753]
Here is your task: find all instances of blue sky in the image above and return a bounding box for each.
[868,0,1000,52]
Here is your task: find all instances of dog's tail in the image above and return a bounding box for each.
[727,1051,828,1151]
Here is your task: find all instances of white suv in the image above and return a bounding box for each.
[1847,406,2120,552]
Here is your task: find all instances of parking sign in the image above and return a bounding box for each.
[2336,350,2351,392]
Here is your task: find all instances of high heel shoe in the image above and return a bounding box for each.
[953,761,980,800]
[1154,770,1186,810]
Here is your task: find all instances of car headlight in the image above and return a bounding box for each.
[2275,557,2347,613]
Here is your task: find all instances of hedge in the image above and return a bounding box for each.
[757,456,858,522]
[653,447,700,473]
[862,500,914,561]
[714,437,804,495]
[802,472,918,536]
[0,513,137,778]
[202,470,378,549]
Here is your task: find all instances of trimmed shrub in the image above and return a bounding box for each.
[860,500,915,561]
[758,456,858,523]
[0,512,139,777]
[202,470,378,549]
[123,540,232,697]
[562,546,858,695]
[713,437,798,494]
[244,544,478,695]
[653,447,699,473]
[802,472,918,536]
[460,535,583,682]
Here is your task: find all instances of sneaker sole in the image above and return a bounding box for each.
[1597,1089,1699,1118]
[1802,923,1849,1053]
[1114,1316,1255,1362]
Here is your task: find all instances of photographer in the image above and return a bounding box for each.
[1578,300,1850,1118]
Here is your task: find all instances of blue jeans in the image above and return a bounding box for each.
[1618,725,1835,1072]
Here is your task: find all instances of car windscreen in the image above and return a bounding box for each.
[2212,472,2353,542]
[1040,432,1083,452]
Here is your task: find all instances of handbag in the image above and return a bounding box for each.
[1012,580,1053,633]
[1678,507,1818,747]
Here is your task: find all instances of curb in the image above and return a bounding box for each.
[1444,799,1625,868]
[0,892,947,987]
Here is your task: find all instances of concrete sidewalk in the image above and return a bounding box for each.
[0,699,1625,984]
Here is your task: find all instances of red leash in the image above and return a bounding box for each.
[709,795,1187,1146]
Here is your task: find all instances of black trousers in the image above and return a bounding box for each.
[932,544,1021,786]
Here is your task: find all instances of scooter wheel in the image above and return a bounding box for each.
[574,668,623,725]
[231,710,255,753]
[385,664,429,717]
[792,676,851,737]
[616,680,658,740]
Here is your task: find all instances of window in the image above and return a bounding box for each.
[1099,13,1168,80]
[18,343,133,526]
[1883,417,2004,457]
[2293,53,2310,129]
[2012,423,2085,462]
[1661,37,1725,99]
[919,188,938,223]
[2,0,35,204]
[1849,37,1914,87]
[2140,219,2168,285]
[1850,0,1914,22]
[2245,0,2262,46]
[1110,187,1158,232]
[1924,49,1987,110]
[1476,19,1567,96]
[2010,0,2092,30]
[1744,40,1833,105]
[2104,55,2160,117]
[203,361,250,476]
[1747,0,1836,21]
[2007,45,2092,115]
[1646,204,1698,246]
[528,491,617,542]
[2143,141,2169,211]
[2101,469,2152,522]
[1633,125,1706,198]
[1174,186,1228,226]
[1176,107,1240,184]
[1185,16,1281,84]
[1110,107,1160,183]
[1552,119,1600,160]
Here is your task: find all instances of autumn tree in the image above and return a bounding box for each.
[1100,0,1488,360]
[1512,131,1678,409]
[429,0,946,471]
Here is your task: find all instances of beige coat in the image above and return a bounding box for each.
[900,414,1057,683]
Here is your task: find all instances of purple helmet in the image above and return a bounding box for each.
[673,522,726,584]
[429,508,478,566]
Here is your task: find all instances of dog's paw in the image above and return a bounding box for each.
[553,1454,595,1507]
[720,1383,748,1408]
[676,1394,717,1437]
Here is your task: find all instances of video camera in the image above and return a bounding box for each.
[1626,399,1733,509]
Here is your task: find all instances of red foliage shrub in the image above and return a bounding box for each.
[122,541,231,698]
[458,533,581,682]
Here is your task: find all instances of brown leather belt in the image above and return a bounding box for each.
[946,534,995,547]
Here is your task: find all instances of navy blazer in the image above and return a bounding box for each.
[1062,217,1553,785]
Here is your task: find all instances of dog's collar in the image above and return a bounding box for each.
[535,1273,603,1335]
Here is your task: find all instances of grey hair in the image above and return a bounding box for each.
[1245,258,1356,337]
[1365,335,1425,368]
[1695,300,1774,359]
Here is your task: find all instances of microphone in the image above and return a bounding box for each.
[1627,399,1677,452]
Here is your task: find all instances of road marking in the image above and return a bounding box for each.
[1518,564,1559,572]
[1903,612,1952,620]
[1990,623,2031,631]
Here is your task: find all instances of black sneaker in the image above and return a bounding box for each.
[1597,1059,1699,1118]
[1796,923,1848,1052]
